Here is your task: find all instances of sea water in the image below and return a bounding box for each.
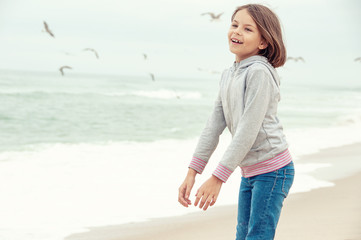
[0,69,360,240]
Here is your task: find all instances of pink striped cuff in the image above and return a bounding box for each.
[241,149,292,178]
[213,164,233,183]
[189,156,207,174]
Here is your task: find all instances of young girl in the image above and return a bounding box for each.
[178,4,294,240]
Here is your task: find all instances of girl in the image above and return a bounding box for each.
[178,4,294,240]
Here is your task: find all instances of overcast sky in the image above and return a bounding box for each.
[0,0,360,81]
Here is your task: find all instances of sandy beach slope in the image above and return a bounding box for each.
[66,143,361,240]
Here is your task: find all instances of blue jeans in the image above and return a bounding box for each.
[235,162,295,240]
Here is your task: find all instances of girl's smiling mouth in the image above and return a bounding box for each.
[231,38,243,44]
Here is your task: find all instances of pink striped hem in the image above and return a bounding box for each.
[189,156,207,174]
[213,164,232,183]
[241,149,292,178]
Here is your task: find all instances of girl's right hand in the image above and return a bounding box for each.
[178,168,197,207]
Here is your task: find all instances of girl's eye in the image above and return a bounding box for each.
[231,24,238,28]
[245,28,252,32]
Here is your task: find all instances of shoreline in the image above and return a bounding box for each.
[65,143,361,240]
[276,171,361,239]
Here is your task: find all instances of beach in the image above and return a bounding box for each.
[2,0,361,239]
[65,143,361,240]
[1,69,360,240]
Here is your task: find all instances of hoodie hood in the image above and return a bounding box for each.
[231,55,280,87]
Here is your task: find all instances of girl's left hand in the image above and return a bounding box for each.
[194,175,223,211]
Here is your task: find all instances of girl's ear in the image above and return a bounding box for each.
[259,40,268,50]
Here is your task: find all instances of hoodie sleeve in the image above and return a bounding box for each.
[189,91,227,174]
[212,67,275,182]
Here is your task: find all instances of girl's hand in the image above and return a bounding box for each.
[194,175,223,211]
[178,168,197,207]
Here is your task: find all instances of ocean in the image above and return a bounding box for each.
[0,69,360,240]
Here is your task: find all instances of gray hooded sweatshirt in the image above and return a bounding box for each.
[191,55,289,181]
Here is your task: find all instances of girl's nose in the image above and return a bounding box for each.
[233,29,241,35]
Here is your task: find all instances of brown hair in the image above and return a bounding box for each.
[231,4,286,68]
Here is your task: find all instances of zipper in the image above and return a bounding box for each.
[227,69,235,133]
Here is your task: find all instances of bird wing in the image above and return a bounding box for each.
[355,57,361,61]
[149,73,155,81]
[215,12,224,18]
[43,21,55,37]
[94,50,99,59]
[59,66,72,76]
[83,48,99,59]
[201,12,215,18]
[59,66,72,70]
[43,21,49,30]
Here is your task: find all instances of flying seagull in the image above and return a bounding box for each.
[143,53,147,60]
[149,73,155,81]
[201,12,224,21]
[287,56,305,63]
[354,57,361,62]
[59,66,72,76]
[43,21,55,38]
[83,48,99,59]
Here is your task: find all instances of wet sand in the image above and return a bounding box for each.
[66,143,361,240]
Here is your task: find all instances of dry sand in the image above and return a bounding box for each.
[66,143,361,240]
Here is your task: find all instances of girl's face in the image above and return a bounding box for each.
[228,9,267,62]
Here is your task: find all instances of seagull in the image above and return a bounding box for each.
[143,53,147,60]
[43,21,55,38]
[287,56,305,63]
[201,12,224,21]
[354,57,361,62]
[149,73,155,81]
[83,48,99,59]
[59,66,72,76]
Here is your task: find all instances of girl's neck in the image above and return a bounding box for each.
[235,54,260,63]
